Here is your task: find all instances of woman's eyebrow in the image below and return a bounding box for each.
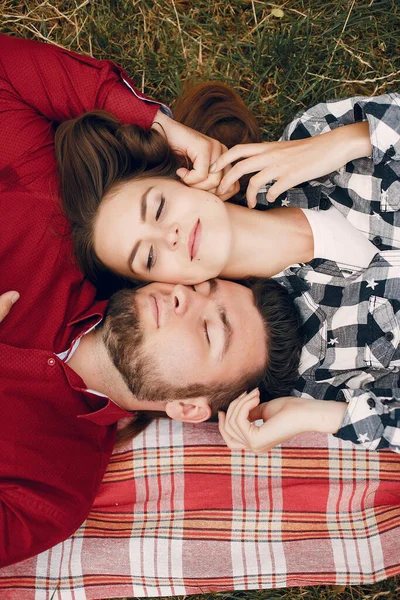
[128,186,154,272]
[140,186,154,222]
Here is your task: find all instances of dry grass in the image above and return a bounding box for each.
[1,1,400,599]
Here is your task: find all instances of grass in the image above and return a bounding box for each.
[1,1,400,599]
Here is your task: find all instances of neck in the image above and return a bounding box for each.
[66,328,167,413]
[222,203,314,279]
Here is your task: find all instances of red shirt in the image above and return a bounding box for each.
[0,34,161,567]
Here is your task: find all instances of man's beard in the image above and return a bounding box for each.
[101,288,177,402]
[101,288,152,399]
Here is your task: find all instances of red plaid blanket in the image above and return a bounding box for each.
[1,419,400,599]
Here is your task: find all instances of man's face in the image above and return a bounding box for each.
[103,279,267,401]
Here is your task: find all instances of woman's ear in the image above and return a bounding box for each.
[165,397,212,423]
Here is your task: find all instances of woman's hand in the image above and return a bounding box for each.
[0,291,19,323]
[211,122,371,208]
[218,390,347,453]
[152,111,239,200]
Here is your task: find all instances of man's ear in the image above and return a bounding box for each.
[165,397,212,423]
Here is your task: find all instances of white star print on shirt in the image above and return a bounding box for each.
[328,337,339,346]
[357,432,370,444]
[366,279,378,290]
[281,198,290,207]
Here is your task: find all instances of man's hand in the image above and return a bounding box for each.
[218,390,347,454]
[211,122,371,208]
[0,291,19,323]
[152,110,239,200]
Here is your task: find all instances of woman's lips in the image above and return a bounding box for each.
[188,219,202,261]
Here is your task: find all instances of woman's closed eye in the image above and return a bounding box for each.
[147,245,156,271]
[155,196,166,221]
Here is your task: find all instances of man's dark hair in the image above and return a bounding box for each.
[250,278,303,401]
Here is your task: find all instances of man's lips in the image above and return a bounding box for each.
[188,219,202,261]
[150,295,159,327]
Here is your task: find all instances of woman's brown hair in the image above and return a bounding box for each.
[55,110,183,294]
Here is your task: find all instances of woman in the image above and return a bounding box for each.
[55,84,399,289]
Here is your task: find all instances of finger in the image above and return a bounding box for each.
[218,411,246,449]
[216,163,240,201]
[223,392,251,444]
[217,181,240,202]
[246,170,277,208]
[183,140,225,186]
[210,143,266,174]
[218,154,271,196]
[224,390,260,444]
[235,390,261,428]
[266,177,293,203]
[0,290,20,323]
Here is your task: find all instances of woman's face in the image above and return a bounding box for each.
[94,177,233,285]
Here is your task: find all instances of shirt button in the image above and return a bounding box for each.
[387,145,396,158]
[373,236,382,247]
[367,398,376,409]
[385,331,394,342]
[319,197,331,210]
[47,357,56,366]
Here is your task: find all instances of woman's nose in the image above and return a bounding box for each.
[165,223,179,250]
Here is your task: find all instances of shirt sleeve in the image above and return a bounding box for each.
[334,389,400,452]
[281,93,400,165]
[0,34,162,173]
[0,490,88,568]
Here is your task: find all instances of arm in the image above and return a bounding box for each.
[0,34,225,189]
[218,390,347,453]
[282,93,400,165]
[218,387,400,453]
[213,122,371,206]
[213,92,400,206]
[0,34,159,172]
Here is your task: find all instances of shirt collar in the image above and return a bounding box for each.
[79,397,133,426]
[64,299,135,426]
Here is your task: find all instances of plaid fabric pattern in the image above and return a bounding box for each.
[275,250,400,451]
[256,93,400,251]
[1,418,400,599]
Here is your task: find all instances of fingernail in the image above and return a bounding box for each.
[10,291,20,304]
[209,163,216,173]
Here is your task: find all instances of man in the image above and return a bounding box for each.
[0,274,303,568]
[0,34,249,567]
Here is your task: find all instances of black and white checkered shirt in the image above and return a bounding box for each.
[257,93,400,452]
[256,92,400,251]
[275,252,400,453]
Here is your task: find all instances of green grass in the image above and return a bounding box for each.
[1,1,400,599]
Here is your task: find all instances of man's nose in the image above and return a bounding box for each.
[171,284,192,315]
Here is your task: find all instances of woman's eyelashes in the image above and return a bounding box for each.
[155,195,166,221]
[145,196,165,271]
[147,245,156,271]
